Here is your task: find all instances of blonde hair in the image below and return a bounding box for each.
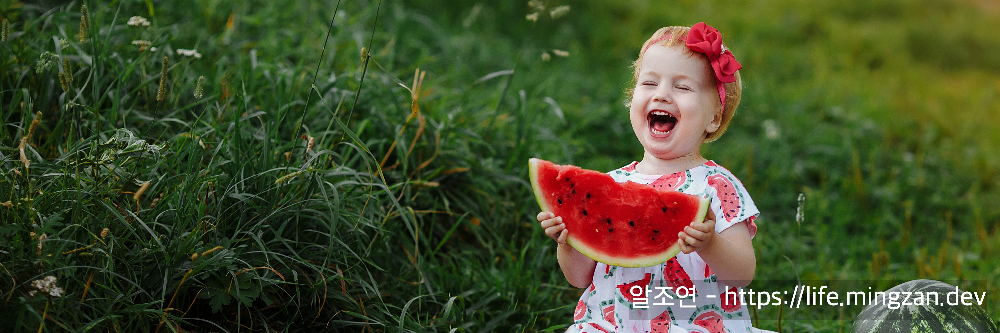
[626,26,743,143]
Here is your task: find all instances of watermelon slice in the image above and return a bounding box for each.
[650,309,675,333]
[692,310,727,333]
[529,158,710,267]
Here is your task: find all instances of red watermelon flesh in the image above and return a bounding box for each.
[650,172,686,191]
[588,323,612,333]
[529,158,710,267]
[721,287,742,312]
[616,273,653,304]
[650,309,674,333]
[663,258,695,295]
[708,174,740,223]
[693,311,727,333]
[602,304,615,327]
[574,301,588,321]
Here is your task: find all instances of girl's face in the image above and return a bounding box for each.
[629,44,723,163]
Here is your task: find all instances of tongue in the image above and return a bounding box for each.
[653,120,675,133]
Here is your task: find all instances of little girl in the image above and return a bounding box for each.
[538,23,761,333]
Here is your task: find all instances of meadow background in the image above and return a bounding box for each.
[1,0,999,331]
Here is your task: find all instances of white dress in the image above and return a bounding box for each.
[566,161,760,333]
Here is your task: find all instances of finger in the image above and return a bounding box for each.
[682,233,700,248]
[549,223,568,238]
[684,226,708,240]
[557,229,568,244]
[537,211,554,222]
[539,216,561,229]
[700,218,716,230]
[677,231,695,247]
[550,217,564,228]
[678,239,693,254]
[545,223,560,238]
[706,207,716,222]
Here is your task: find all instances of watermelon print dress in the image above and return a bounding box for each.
[565,161,760,333]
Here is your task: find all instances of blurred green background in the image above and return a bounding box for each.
[1,0,998,331]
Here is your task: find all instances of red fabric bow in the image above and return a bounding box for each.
[685,22,741,107]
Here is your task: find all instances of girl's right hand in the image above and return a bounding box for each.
[537,212,568,244]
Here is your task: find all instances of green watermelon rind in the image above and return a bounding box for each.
[529,158,553,213]
[529,158,711,268]
[851,279,999,333]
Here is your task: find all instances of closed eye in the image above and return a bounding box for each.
[675,85,693,91]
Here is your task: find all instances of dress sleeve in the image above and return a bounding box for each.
[704,168,760,238]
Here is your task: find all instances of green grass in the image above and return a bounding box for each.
[2,0,999,332]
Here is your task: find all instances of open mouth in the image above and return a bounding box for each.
[648,110,677,136]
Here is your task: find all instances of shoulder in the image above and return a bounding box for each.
[607,161,646,183]
[696,162,759,233]
[620,161,638,172]
[690,161,748,188]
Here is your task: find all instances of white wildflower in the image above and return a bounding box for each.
[762,119,780,140]
[550,5,570,19]
[127,16,151,27]
[541,52,551,61]
[176,48,202,59]
[30,275,64,297]
[795,193,805,225]
[525,12,539,22]
[131,40,152,51]
[528,0,546,11]
[902,151,914,163]
[35,52,58,73]
[552,49,569,57]
[37,233,46,252]
[49,286,64,297]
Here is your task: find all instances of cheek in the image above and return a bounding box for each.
[629,104,648,126]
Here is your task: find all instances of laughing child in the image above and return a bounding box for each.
[538,23,761,333]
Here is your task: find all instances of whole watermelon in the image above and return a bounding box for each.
[852,279,998,333]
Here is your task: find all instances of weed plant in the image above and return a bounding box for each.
[1,0,998,332]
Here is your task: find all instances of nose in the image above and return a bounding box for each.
[653,90,671,104]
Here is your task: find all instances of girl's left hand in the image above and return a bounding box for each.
[677,209,717,254]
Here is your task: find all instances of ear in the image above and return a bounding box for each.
[706,104,724,133]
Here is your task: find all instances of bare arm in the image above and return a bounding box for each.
[538,212,598,288]
[677,210,756,287]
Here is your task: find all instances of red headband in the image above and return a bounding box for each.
[641,23,742,107]
[685,22,741,107]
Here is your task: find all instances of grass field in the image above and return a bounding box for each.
[2,0,999,331]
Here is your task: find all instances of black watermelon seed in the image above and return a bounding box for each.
[653,230,659,233]
[662,207,668,213]
[582,210,588,216]
[586,193,591,199]
[629,221,635,226]
[608,228,614,232]
[606,218,612,224]
[558,199,563,204]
